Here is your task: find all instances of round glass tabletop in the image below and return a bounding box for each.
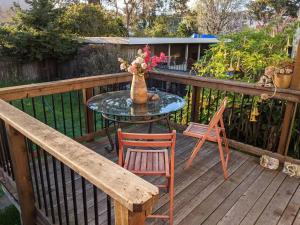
[87,90,185,117]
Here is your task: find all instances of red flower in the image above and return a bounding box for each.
[143,45,151,64]
[159,52,167,61]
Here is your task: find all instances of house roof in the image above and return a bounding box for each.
[82,37,219,45]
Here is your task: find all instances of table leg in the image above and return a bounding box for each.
[104,119,114,152]
[148,122,153,133]
[114,123,120,155]
[166,117,172,132]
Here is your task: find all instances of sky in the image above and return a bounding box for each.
[0,0,28,9]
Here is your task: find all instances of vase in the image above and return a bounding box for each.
[130,73,148,104]
[273,74,292,88]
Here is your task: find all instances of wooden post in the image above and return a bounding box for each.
[6,125,35,225]
[191,86,201,122]
[185,44,189,71]
[277,43,300,155]
[114,200,151,225]
[197,44,201,61]
[168,44,171,68]
[82,88,94,135]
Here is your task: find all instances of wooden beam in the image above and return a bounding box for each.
[0,99,159,212]
[290,41,300,90]
[277,102,297,155]
[277,42,300,155]
[229,139,300,165]
[185,44,189,71]
[5,125,36,225]
[197,44,201,61]
[149,71,300,103]
[82,88,94,135]
[191,87,201,122]
[168,44,171,67]
[0,72,131,101]
[114,199,154,225]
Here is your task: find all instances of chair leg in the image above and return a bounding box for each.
[185,138,205,169]
[169,176,174,225]
[217,135,228,179]
[221,130,230,168]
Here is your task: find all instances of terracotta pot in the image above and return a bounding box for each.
[130,74,148,104]
[273,74,292,89]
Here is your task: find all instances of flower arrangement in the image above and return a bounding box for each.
[118,45,167,104]
[118,45,167,76]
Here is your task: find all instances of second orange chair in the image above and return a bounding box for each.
[183,97,230,179]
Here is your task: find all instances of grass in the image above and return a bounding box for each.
[0,205,21,225]
[10,91,107,139]
[0,185,4,198]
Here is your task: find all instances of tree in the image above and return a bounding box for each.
[57,4,127,36]
[15,0,60,30]
[247,0,300,24]
[170,0,189,16]
[0,0,78,61]
[144,15,181,37]
[176,14,197,37]
[194,0,246,34]
[145,21,170,37]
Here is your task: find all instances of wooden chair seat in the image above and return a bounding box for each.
[184,123,222,141]
[124,149,170,176]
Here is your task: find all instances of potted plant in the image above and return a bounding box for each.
[267,56,294,88]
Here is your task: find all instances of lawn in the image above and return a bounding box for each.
[0,205,21,225]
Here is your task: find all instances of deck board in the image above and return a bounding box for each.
[26,124,300,225]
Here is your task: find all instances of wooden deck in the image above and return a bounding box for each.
[82,125,300,225]
[8,124,297,225]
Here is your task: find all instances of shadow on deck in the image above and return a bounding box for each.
[83,125,300,225]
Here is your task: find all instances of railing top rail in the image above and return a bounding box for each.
[0,99,158,212]
[150,71,300,103]
[0,72,132,101]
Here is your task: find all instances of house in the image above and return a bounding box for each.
[82,37,219,72]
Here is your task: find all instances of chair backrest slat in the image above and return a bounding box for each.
[121,140,172,148]
[121,132,174,140]
[118,129,176,149]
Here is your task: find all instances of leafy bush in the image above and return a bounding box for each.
[194,21,299,82]
[0,25,78,61]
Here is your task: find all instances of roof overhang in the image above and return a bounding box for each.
[82,37,220,45]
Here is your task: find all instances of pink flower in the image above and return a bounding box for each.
[143,45,151,64]
[159,52,167,61]
[151,56,160,67]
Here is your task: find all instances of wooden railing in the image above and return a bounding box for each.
[0,99,158,225]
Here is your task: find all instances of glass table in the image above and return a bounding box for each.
[87,90,185,152]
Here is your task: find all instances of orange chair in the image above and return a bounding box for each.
[183,97,230,178]
[118,129,176,225]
